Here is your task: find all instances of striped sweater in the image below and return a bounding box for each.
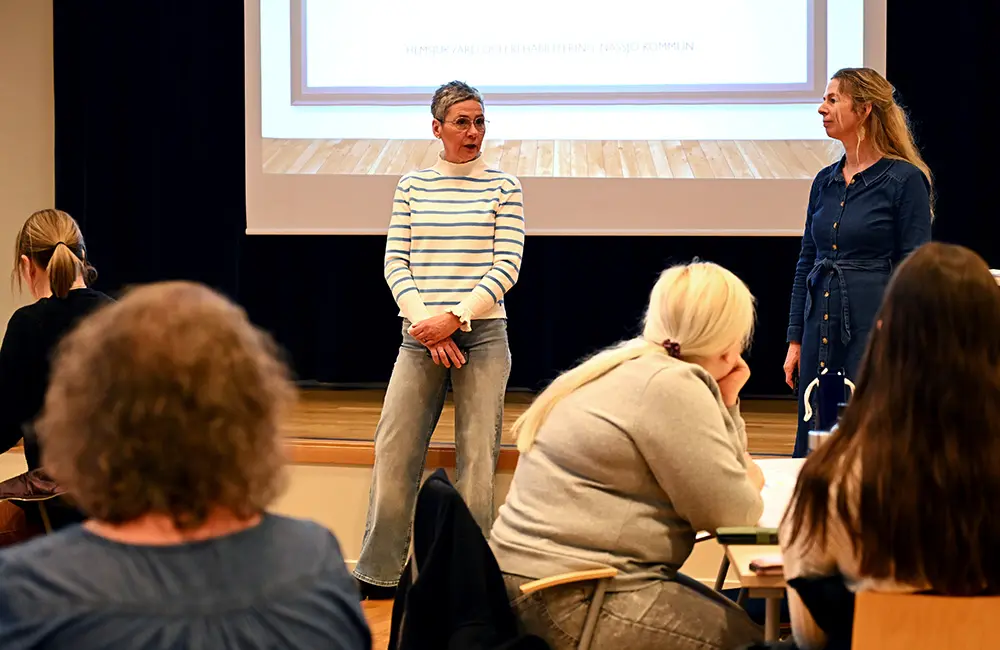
[384,155,525,329]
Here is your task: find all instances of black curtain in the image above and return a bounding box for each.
[53,2,244,298]
[884,5,992,264]
[53,0,992,396]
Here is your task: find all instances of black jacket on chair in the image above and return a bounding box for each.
[387,468,548,650]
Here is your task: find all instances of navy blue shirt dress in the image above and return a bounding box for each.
[787,156,932,456]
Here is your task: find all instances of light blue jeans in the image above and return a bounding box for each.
[353,318,511,587]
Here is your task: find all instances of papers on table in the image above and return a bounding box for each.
[755,458,805,529]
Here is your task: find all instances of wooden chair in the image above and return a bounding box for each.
[0,468,66,534]
[518,568,618,650]
[853,591,1000,650]
[703,532,747,603]
[0,494,61,534]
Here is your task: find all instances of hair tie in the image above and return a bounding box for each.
[54,241,70,250]
[662,339,681,358]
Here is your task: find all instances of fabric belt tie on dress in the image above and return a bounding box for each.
[805,258,892,346]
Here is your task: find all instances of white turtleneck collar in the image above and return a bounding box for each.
[432,153,488,176]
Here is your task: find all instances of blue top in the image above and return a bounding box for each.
[787,156,932,344]
[0,514,371,650]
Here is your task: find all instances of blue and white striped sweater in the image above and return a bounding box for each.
[383,155,524,328]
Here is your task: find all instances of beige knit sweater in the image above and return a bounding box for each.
[490,352,764,590]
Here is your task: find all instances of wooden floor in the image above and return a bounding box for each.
[262,138,843,180]
[285,389,797,457]
[362,601,393,649]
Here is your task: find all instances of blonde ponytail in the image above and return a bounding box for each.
[513,261,755,452]
[47,242,85,298]
[12,209,95,297]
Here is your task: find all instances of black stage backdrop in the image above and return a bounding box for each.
[52,1,991,396]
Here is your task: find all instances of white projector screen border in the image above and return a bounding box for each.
[245,0,887,236]
[288,0,830,106]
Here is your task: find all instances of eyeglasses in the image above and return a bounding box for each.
[444,117,488,132]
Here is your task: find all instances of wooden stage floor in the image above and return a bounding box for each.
[285,389,797,457]
[262,138,843,180]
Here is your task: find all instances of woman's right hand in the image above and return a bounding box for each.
[428,337,465,369]
[783,343,801,389]
[717,356,751,408]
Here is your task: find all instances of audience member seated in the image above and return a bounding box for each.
[0,210,113,534]
[0,209,111,467]
[780,242,1000,650]
[490,261,767,650]
[0,282,371,650]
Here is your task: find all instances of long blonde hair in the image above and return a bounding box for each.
[12,209,96,298]
[832,68,934,209]
[512,261,756,452]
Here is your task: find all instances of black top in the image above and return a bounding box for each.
[389,468,548,650]
[0,287,113,469]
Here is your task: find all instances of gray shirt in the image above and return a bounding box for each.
[0,514,370,649]
[490,353,764,590]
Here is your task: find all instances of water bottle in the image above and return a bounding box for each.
[807,402,848,454]
[807,429,830,453]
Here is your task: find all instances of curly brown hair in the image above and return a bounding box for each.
[37,281,295,529]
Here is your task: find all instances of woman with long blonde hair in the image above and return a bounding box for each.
[490,261,766,650]
[784,67,933,457]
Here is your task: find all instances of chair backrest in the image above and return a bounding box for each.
[853,591,1000,650]
[0,468,65,501]
[387,468,524,650]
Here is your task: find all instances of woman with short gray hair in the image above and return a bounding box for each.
[354,80,526,600]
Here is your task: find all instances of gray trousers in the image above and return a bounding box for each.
[504,573,763,650]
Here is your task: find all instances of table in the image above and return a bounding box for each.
[723,457,804,641]
[726,543,785,640]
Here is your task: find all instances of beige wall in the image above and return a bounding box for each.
[0,0,54,333]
